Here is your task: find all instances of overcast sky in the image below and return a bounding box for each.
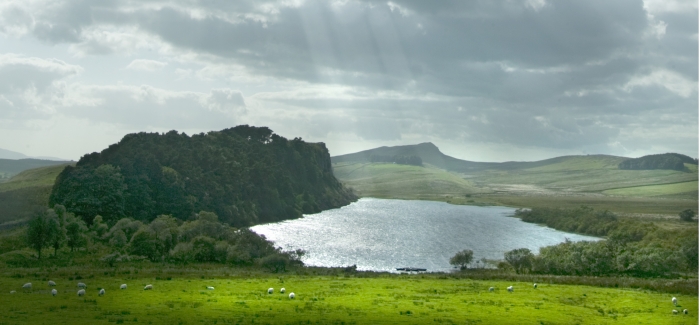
[0,0,697,162]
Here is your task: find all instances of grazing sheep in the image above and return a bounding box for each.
[120,284,127,290]
[507,286,513,293]
[78,282,87,289]
[78,289,85,296]
[207,286,215,290]
[268,288,274,294]
[51,289,57,296]
[533,283,537,289]
[289,292,295,299]
[10,291,16,294]
[488,287,494,292]
[48,281,56,286]
[672,310,678,315]
[683,309,688,315]
[22,283,32,289]
[144,284,153,290]
[99,289,105,296]
[280,288,286,294]
[672,297,677,306]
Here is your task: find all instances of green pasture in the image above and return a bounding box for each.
[332,162,483,199]
[0,164,70,193]
[1,273,697,324]
[603,181,698,197]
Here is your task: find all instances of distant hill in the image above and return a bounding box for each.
[0,148,27,159]
[0,147,69,161]
[331,142,627,173]
[619,153,698,171]
[0,163,73,227]
[0,158,73,182]
[50,126,357,227]
[331,143,698,215]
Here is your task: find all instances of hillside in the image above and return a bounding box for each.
[0,158,72,182]
[50,126,357,227]
[332,144,698,216]
[0,163,72,227]
[618,153,698,171]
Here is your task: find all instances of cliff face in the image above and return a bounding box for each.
[50,125,357,227]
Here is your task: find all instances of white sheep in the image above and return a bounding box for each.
[289,292,295,299]
[51,289,57,296]
[683,309,688,314]
[488,287,494,292]
[672,309,678,315]
[507,286,513,293]
[48,281,56,286]
[280,288,286,294]
[10,290,16,294]
[22,283,32,289]
[268,288,274,294]
[78,282,87,289]
[144,284,153,290]
[672,297,677,306]
[78,289,85,296]
[120,284,127,290]
[99,289,105,296]
[533,283,537,289]
[207,286,215,290]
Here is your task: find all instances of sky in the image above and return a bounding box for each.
[0,0,697,162]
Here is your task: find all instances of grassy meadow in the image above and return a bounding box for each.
[2,270,697,325]
[332,157,698,216]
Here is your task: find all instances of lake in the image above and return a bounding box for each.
[251,198,600,272]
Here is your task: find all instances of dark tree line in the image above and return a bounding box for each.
[618,153,697,171]
[369,154,423,166]
[506,207,698,277]
[49,125,357,227]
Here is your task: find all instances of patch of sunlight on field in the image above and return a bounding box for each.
[0,275,697,324]
[603,181,699,197]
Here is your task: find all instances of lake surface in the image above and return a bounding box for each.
[251,198,600,273]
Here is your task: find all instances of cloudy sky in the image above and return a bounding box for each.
[0,0,697,161]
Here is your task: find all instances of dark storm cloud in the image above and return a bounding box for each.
[0,0,696,157]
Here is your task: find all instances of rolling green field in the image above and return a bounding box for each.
[603,181,698,197]
[332,156,698,216]
[332,162,484,199]
[2,273,696,324]
[0,164,70,193]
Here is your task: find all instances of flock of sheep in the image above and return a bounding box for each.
[10,281,689,316]
[12,281,296,300]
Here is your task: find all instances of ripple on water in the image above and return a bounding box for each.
[251,198,600,272]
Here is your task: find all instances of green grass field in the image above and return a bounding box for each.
[333,162,483,199]
[603,181,698,197]
[1,272,696,324]
[333,157,698,216]
[0,164,70,193]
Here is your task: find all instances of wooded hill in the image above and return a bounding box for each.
[618,153,698,171]
[49,126,357,227]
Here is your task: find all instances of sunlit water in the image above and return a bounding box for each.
[251,198,600,272]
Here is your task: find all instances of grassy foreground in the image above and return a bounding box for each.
[2,271,696,325]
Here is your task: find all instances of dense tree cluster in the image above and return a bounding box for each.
[618,153,697,171]
[508,207,698,277]
[49,125,357,227]
[27,205,302,271]
[369,154,423,166]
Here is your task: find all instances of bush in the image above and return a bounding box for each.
[679,209,695,222]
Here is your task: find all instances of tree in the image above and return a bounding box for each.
[65,217,87,253]
[26,208,61,259]
[504,248,534,274]
[449,249,474,270]
[679,209,695,222]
